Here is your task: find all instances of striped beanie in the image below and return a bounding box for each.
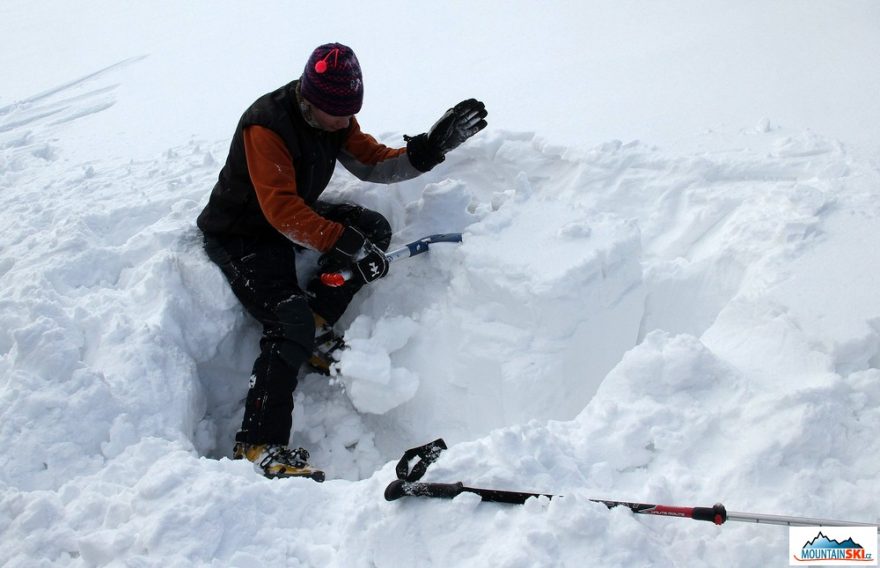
[300,43,364,116]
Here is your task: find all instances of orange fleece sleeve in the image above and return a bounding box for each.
[343,117,407,164]
[337,117,421,183]
[243,125,344,252]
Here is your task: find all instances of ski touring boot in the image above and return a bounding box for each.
[308,313,346,375]
[233,443,325,482]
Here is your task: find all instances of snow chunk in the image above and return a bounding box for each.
[335,315,421,414]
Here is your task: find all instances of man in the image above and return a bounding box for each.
[197,42,487,480]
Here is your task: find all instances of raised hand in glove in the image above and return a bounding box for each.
[406,99,488,172]
[323,225,389,284]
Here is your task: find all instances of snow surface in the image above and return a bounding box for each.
[2,2,879,566]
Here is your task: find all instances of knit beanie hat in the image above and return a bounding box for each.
[300,43,364,116]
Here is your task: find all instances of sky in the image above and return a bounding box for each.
[3,1,879,157]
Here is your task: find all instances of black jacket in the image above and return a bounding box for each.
[197,80,348,238]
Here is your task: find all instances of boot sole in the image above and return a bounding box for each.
[265,469,326,482]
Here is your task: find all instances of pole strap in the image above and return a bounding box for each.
[395,438,448,482]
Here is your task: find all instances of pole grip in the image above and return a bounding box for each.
[384,480,465,501]
[692,503,728,525]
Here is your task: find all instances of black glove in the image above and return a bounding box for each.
[406,99,488,172]
[324,226,389,284]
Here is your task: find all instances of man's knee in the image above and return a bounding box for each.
[314,202,392,250]
[270,295,316,362]
[355,208,392,251]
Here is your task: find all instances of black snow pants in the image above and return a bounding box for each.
[202,202,392,445]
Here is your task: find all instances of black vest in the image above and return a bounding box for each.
[197,80,349,238]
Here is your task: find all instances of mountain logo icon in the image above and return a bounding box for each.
[802,532,864,550]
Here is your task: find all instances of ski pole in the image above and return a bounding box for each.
[385,481,878,530]
[384,480,723,523]
[723,510,878,529]
[320,232,462,287]
[385,479,554,505]
[593,498,727,525]
[588,501,875,529]
[386,440,877,529]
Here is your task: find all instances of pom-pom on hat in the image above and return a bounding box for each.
[300,43,363,117]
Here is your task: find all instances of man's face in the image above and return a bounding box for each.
[310,104,352,132]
